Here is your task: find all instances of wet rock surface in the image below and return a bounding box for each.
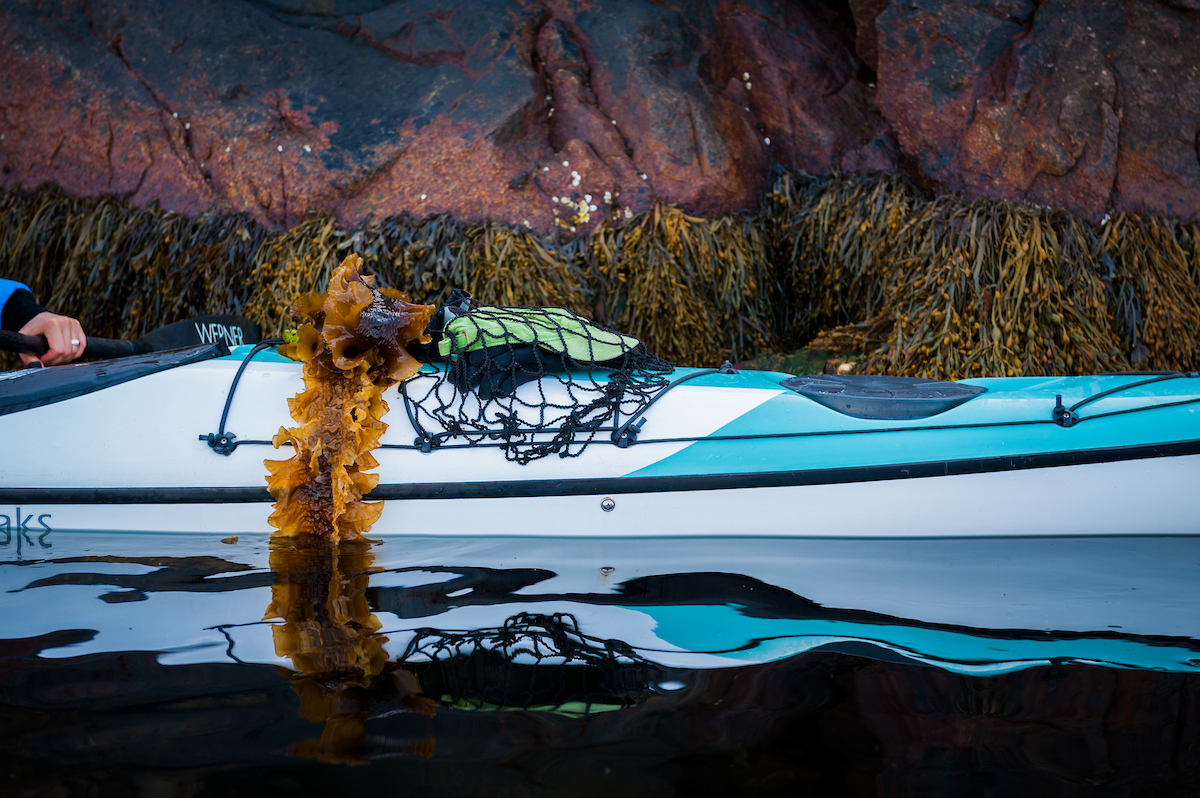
[0,0,1197,227]
[0,0,894,229]
[875,0,1200,221]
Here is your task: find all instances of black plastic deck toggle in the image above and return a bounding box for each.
[615,417,646,448]
[202,432,240,455]
[1052,395,1077,427]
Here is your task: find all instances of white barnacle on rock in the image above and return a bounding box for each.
[571,172,581,187]
[745,82,752,91]
[552,196,559,203]
[584,193,592,203]
[589,205,597,212]
[225,146,231,153]
[420,194,427,201]
[185,122,190,130]
[303,144,311,153]
[562,160,569,167]
[277,145,283,152]
[764,137,771,145]
[548,107,555,116]
[603,191,612,204]
[742,72,749,80]
[640,173,647,180]
[624,207,632,219]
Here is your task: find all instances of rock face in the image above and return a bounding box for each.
[0,0,895,229]
[1,0,1198,228]
[873,0,1200,221]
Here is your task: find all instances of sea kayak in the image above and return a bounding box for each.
[1,342,1198,537]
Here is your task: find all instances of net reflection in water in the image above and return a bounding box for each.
[3,533,1200,794]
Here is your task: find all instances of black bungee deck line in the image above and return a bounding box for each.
[4,437,1200,505]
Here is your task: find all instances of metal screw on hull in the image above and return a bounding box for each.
[601,497,615,512]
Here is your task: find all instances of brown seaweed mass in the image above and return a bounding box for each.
[265,254,434,540]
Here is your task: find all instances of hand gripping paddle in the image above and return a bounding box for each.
[0,314,262,359]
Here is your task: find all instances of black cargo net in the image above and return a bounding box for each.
[397,612,665,714]
[399,292,674,464]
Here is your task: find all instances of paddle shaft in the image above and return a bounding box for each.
[0,328,151,358]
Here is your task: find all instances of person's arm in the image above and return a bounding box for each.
[0,280,87,366]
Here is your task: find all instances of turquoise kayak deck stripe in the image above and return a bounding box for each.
[6,436,1200,503]
[631,381,1200,478]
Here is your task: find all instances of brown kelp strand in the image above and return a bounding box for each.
[265,254,434,541]
[0,189,267,343]
[765,171,921,347]
[807,198,1130,378]
[3,176,1200,375]
[591,204,773,366]
[1101,214,1200,371]
[453,222,589,311]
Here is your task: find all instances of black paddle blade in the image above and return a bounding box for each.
[141,315,261,350]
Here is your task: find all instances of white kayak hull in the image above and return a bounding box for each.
[3,344,1200,538]
[12,453,1200,537]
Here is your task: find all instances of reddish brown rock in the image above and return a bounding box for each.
[708,0,895,176]
[846,0,888,72]
[13,0,1196,227]
[0,0,891,230]
[875,0,1200,221]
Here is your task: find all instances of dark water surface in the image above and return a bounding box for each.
[4,531,1200,796]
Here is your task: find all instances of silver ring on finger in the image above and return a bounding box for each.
[70,339,81,346]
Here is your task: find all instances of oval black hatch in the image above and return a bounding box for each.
[780,374,987,420]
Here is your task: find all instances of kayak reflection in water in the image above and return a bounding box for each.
[266,535,436,764]
[0,278,87,366]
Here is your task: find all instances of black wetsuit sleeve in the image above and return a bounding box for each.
[1,289,48,332]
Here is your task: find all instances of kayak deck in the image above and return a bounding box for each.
[0,345,1198,536]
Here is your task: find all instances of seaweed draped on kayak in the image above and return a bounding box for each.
[264,254,434,541]
[262,260,675,539]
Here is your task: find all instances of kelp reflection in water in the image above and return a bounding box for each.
[266,535,435,763]
[4,534,1200,794]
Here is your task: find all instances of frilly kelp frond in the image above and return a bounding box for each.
[265,254,434,540]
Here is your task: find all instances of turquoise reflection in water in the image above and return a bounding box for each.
[641,603,1200,675]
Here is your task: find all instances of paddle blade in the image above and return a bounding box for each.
[141,315,262,351]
